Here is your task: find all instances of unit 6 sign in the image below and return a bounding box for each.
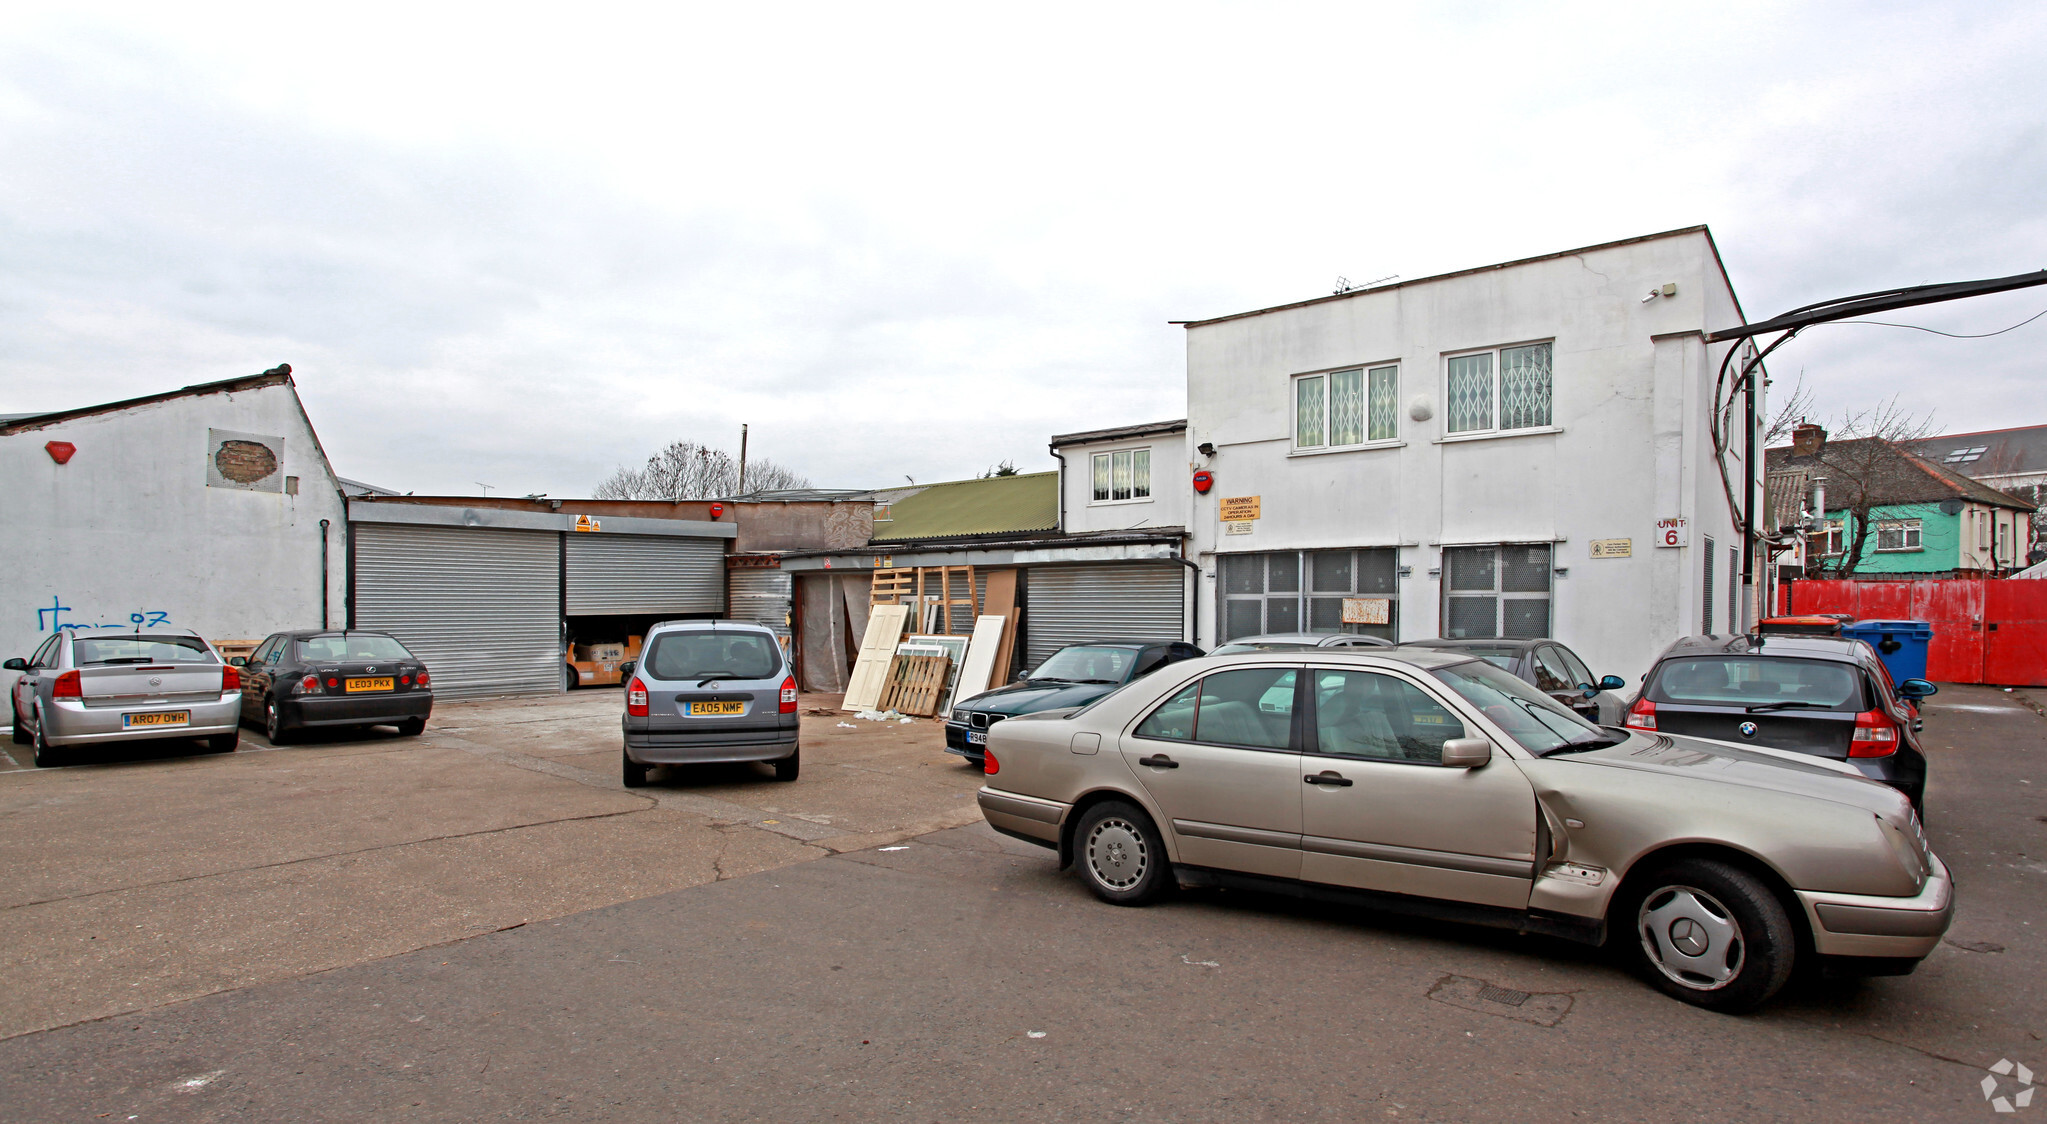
[1656,517,1689,548]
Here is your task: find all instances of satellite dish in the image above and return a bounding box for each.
[1938,498,1963,515]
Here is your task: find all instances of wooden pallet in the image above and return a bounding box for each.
[870,567,915,606]
[876,653,951,717]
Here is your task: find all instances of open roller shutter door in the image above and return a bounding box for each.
[566,534,725,614]
[728,568,793,641]
[353,524,562,699]
[1024,564,1186,671]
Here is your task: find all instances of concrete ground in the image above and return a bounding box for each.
[0,689,983,1042]
[1,684,2042,1121]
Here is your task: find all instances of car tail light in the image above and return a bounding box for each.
[1849,710,1899,757]
[779,676,798,714]
[52,670,81,699]
[296,674,322,695]
[400,675,410,685]
[222,665,241,691]
[326,677,339,688]
[984,749,999,775]
[415,669,430,687]
[1625,697,1656,730]
[627,677,649,717]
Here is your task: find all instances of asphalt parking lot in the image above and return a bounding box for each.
[1,685,2042,1121]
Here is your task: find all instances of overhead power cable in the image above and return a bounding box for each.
[1830,305,2047,339]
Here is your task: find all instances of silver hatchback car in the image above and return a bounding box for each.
[977,648,1952,1012]
[621,620,800,787]
[7,628,242,767]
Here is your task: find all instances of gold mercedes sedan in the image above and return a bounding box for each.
[976,649,1951,1012]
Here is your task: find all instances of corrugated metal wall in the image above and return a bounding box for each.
[729,567,793,640]
[353,524,563,698]
[565,534,724,615]
[1023,564,1185,671]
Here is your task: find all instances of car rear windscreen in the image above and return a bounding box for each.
[73,636,215,665]
[645,631,781,681]
[297,634,415,662]
[1647,657,1863,710]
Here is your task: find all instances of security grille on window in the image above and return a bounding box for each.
[1220,549,1398,641]
[1875,519,1922,552]
[1441,544,1551,639]
[1445,343,1553,435]
[1090,448,1151,503]
[1295,365,1398,449]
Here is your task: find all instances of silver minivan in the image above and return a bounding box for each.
[621,620,800,787]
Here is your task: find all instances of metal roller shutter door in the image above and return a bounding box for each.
[353,524,562,699]
[728,568,793,640]
[1024,564,1186,670]
[565,534,725,615]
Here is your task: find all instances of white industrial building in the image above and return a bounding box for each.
[1176,226,1762,680]
[0,369,348,688]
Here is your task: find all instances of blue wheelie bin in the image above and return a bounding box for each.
[1841,619,1933,684]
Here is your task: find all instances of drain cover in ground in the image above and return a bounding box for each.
[1426,974,1574,1026]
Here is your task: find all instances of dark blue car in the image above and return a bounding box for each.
[943,641,1203,764]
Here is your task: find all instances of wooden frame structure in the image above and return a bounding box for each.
[869,565,979,637]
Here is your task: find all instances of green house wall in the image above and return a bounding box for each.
[1823,502,1961,574]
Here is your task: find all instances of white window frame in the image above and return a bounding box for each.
[1874,518,1923,553]
[1439,340,1558,440]
[1089,446,1153,505]
[1817,519,1846,557]
[1291,363,1401,454]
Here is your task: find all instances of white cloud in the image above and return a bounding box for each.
[2,2,2044,494]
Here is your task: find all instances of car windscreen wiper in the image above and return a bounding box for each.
[1028,677,1073,684]
[1744,701,1835,713]
[1069,678,1119,685]
[695,672,739,686]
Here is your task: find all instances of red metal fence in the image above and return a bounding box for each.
[1777,578,2047,686]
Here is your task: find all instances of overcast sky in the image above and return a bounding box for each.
[3,3,2043,495]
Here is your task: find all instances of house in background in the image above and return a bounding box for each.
[1177,225,1762,681]
[1766,432,2035,578]
[1904,425,2047,564]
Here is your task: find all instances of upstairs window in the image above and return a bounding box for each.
[1090,448,1151,503]
[1446,342,1553,435]
[1295,365,1399,449]
[1875,519,1923,552]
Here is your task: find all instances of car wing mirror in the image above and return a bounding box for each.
[1599,675,1626,691]
[2,658,25,672]
[1440,737,1492,768]
[1897,678,1937,699]
[228,656,248,667]
[618,660,636,678]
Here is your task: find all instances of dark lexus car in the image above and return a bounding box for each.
[1628,634,1933,811]
[233,630,433,743]
[944,641,1203,764]
[1399,637,1629,725]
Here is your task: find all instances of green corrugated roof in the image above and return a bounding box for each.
[869,471,1059,542]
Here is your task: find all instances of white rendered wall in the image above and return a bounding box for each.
[1182,230,1757,681]
[0,382,346,691]
[1058,431,1189,535]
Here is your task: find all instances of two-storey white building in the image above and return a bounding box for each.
[1176,226,1761,680]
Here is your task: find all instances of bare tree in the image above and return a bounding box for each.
[1762,370,1817,449]
[594,441,811,500]
[1799,397,1943,578]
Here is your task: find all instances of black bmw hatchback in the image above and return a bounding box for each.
[1628,634,1933,811]
[233,630,433,744]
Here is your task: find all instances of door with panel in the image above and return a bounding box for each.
[1297,667,1539,909]
[1117,665,1305,880]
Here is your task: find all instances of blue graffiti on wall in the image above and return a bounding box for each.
[34,597,171,633]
